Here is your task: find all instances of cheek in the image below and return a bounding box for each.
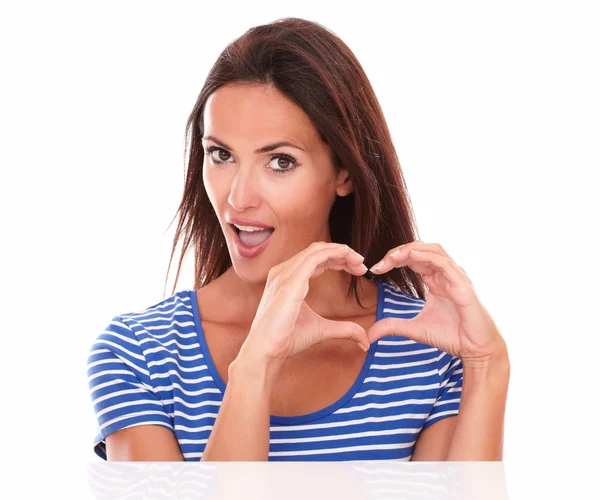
[202,167,226,206]
[276,184,334,228]
[202,166,212,197]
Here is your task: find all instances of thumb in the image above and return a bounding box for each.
[366,317,424,344]
[320,318,370,352]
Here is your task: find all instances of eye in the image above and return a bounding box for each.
[203,146,299,174]
[268,154,297,174]
[204,146,232,164]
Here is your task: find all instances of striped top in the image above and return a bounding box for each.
[87,279,463,461]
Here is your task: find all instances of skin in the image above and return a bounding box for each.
[201,82,377,322]
[106,83,508,462]
[105,83,379,461]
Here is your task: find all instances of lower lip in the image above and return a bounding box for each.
[231,225,274,259]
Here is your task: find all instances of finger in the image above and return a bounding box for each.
[404,249,472,290]
[369,241,451,274]
[366,317,424,345]
[319,317,371,352]
[278,243,365,286]
[457,265,474,286]
[312,255,369,279]
[268,241,354,279]
[369,245,433,275]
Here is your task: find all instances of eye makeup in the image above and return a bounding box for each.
[203,146,299,175]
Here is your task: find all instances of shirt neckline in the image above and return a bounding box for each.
[189,279,383,425]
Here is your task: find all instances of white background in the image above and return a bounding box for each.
[2,0,598,497]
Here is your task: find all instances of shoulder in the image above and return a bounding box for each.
[89,289,197,361]
[118,289,195,325]
[379,281,426,318]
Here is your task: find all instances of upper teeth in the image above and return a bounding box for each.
[233,224,269,232]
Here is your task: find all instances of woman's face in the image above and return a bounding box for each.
[202,82,353,283]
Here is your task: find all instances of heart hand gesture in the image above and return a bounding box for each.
[366,241,507,365]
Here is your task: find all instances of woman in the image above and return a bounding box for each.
[87,17,510,462]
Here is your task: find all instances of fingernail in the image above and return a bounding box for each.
[358,343,369,352]
[370,262,383,271]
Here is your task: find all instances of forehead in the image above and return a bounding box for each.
[203,83,318,149]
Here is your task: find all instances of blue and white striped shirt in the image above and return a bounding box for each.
[87,279,463,461]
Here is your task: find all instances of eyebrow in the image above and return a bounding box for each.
[202,135,306,154]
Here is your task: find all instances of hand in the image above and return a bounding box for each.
[366,241,507,365]
[246,242,372,362]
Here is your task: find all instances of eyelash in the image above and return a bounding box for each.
[203,146,299,175]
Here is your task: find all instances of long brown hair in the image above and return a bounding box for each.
[163,17,427,307]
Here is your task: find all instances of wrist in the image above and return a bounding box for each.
[462,348,510,384]
[229,340,284,388]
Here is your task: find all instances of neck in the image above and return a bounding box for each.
[218,266,376,323]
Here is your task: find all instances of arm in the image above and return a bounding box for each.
[411,416,457,461]
[411,349,510,461]
[88,316,182,461]
[106,425,184,461]
[411,351,462,461]
[201,342,284,461]
[445,350,510,461]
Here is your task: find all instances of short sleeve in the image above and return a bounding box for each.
[421,350,463,431]
[86,315,175,460]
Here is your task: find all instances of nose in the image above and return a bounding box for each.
[227,166,262,212]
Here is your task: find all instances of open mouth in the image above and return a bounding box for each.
[230,223,275,233]
[230,223,275,247]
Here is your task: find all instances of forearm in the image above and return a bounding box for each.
[201,343,283,461]
[446,351,510,461]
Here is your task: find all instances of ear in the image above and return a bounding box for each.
[335,168,354,197]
